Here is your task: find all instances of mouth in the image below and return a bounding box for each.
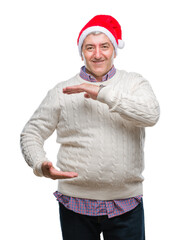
[92,60,105,64]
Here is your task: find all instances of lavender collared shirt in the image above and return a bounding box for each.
[54,66,142,218]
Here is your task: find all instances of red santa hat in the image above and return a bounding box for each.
[77,15,125,55]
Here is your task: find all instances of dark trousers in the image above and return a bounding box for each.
[58,199,145,240]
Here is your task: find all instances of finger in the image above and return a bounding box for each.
[50,168,78,179]
[42,161,52,170]
[47,162,53,168]
[63,88,84,94]
[63,85,83,91]
[64,90,84,94]
[52,174,78,179]
[59,171,78,178]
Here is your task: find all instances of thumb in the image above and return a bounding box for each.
[45,161,53,169]
[84,93,90,98]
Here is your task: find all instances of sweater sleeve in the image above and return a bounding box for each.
[20,86,60,177]
[97,73,160,127]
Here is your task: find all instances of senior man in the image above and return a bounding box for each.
[20,15,160,240]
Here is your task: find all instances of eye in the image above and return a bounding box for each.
[85,45,95,51]
[101,44,109,50]
[87,46,94,50]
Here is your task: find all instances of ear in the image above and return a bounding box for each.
[81,52,84,61]
[114,50,117,59]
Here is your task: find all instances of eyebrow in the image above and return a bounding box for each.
[84,42,110,48]
[84,44,94,48]
[101,42,110,46]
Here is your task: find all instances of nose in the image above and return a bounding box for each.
[94,47,102,59]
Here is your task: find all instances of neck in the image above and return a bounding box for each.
[85,66,114,82]
[85,69,104,82]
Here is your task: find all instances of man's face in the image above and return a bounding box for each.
[81,33,116,80]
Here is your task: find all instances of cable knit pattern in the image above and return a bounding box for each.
[20,70,160,200]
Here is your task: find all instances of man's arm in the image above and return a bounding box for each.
[20,86,78,179]
[63,74,160,127]
[63,83,99,100]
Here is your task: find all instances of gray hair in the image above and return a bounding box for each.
[89,31,102,35]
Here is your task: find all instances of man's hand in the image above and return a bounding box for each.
[63,83,100,100]
[41,162,78,180]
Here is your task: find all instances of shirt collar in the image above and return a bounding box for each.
[79,65,116,82]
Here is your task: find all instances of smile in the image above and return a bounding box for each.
[92,60,105,64]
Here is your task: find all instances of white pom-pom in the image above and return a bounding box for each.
[118,39,125,49]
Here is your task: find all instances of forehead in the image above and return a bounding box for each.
[83,32,112,45]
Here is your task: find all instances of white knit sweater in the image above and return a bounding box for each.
[20,69,160,200]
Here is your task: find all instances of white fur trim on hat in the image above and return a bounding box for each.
[78,26,118,55]
[118,39,125,49]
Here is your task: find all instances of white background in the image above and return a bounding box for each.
[0,0,179,239]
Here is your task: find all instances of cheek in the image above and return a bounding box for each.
[106,51,115,64]
[82,52,90,61]
[110,51,115,61]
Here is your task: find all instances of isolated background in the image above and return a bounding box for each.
[1,0,179,239]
